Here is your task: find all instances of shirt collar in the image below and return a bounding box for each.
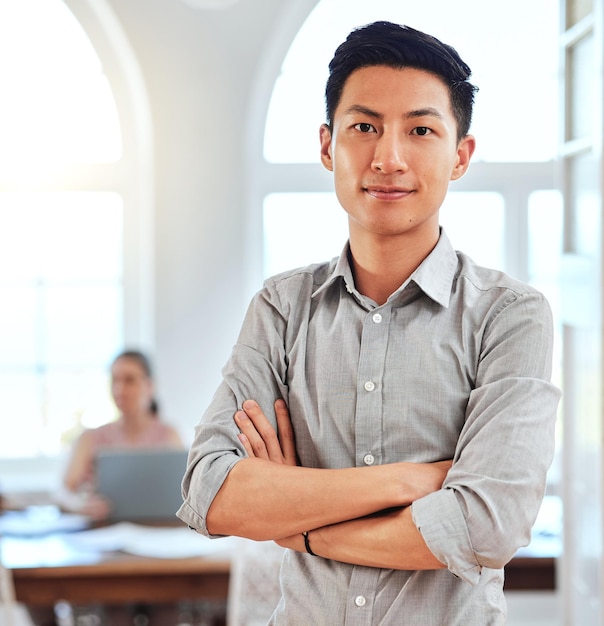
[405,228,458,308]
[312,228,459,308]
[311,243,353,299]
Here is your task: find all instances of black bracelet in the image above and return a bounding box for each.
[302,530,317,556]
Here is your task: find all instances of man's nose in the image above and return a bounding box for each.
[371,132,408,174]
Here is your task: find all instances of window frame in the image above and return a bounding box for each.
[62,0,155,347]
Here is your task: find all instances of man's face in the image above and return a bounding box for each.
[320,65,475,245]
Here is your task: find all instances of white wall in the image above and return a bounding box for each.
[104,0,316,441]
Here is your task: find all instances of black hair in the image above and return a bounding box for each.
[325,21,478,141]
[112,349,159,416]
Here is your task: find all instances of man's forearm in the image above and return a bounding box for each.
[281,506,446,571]
[206,457,450,541]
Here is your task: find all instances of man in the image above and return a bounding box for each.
[178,21,560,624]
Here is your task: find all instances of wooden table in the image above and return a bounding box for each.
[10,554,230,607]
[1,529,232,608]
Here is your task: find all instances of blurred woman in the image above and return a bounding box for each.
[60,350,183,519]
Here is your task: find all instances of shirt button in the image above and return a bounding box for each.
[354,595,367,607]
[372,313,382,324]
[364,381,375,392]
[363,453,375,466]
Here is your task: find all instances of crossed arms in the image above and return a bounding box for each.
[206,398,449,571]
[178,276,561,582]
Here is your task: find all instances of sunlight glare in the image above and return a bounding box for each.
[0,0,122,182]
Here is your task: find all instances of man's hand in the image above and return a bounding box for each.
[210,398,451,546]
[235,399,298,466]
[234,398,451,503]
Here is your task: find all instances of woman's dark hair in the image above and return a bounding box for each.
[112,349,159,416]
[325,21,478,141]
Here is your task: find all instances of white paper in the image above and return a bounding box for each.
[66,522,237,559]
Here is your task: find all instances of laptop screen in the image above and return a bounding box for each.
[96,448,188,522]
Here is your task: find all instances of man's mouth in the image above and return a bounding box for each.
[364,186,413,201]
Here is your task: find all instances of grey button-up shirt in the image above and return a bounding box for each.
[178,230,560,625]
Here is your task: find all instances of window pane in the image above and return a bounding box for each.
[0,192,123,363]
[0,192,123,456]
[264,0,558,163]
[569,151,599,256]
[0,0,122,177]
[440,192,505,270]
[0,367,116,458]
[45,285,122,366]
[46,368,116,449]
[0,287,38,366]
[0,374,43,457]
[263,193,348,277]
[0,2,127,460]
[528,189,563,394]
[528,190,563,286]
[0,192,123,282]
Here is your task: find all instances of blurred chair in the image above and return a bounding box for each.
[0,563,35,626]
[227,539,284,626]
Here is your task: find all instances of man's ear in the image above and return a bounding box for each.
[450,135,476,181]
[320,124,334,172]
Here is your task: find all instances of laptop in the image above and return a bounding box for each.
[96,449,188,522]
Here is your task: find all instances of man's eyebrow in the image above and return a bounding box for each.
[342,105,446,120]
[343,104,383,119]
[405,107,445,120]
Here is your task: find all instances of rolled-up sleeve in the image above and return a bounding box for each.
[177,283,291,536]
[412,289,561,584]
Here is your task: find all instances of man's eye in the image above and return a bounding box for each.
[412,126,432,136]
[354,122,376,133]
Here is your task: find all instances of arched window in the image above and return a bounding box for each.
[0,0,152,460]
